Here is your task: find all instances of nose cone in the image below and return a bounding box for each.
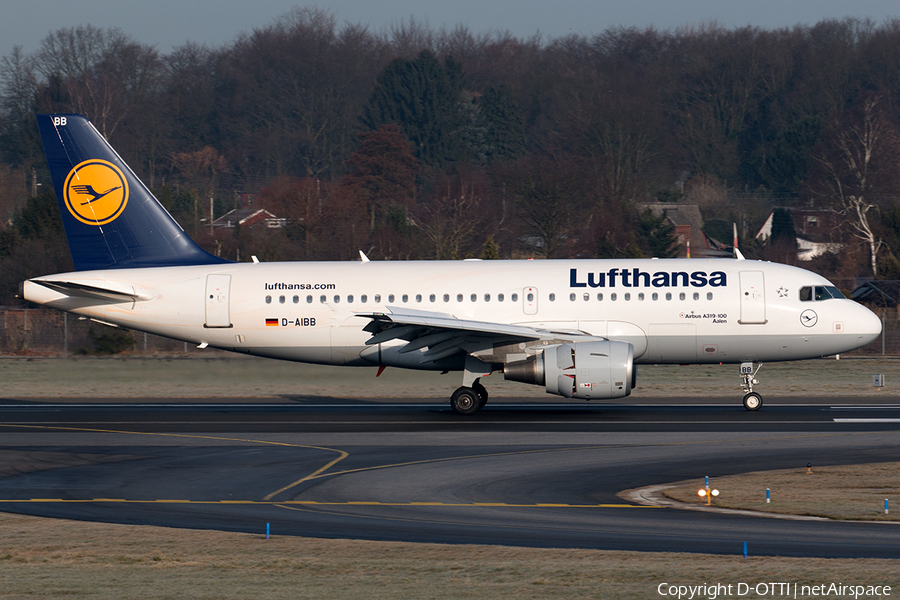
[856,304,883,347]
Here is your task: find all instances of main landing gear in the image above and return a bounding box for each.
[450,356,492,415]
[740,362,763,411]
[450,380,488,416]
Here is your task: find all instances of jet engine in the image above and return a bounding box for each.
[503,341,634,399]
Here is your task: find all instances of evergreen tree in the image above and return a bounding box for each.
[638,209,679,258]
[479,85,526,162]
[770,208,797,244]
[361,50,465,167]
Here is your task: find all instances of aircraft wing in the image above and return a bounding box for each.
[357,306,580,364]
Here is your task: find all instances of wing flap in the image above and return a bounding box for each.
[360,306,544,343]
[357,306,547,364]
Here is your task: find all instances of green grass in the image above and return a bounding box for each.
[665,462,900,521]
[1,513,898,600]
[0,355,894,398]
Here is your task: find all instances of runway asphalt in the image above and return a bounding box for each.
[1,396,900,558]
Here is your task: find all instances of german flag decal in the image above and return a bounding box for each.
[265,318,279,327]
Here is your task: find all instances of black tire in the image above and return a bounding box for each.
[742,392,763,411]
[451,387,481,415]
[473,382,489,409]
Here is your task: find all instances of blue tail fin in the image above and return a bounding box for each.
[37,114,229,271]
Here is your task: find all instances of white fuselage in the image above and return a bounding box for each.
[23,258,882,370]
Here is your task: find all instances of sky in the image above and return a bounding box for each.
[2,0,899,55]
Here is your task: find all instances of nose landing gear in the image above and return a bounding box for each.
[740,362,763,411]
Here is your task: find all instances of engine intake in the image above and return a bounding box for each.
[504,341,634,399]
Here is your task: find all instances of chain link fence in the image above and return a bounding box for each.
[0,308,203,356]
[1,306,897,357]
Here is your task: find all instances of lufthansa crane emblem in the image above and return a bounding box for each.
[800,309,818,328]
[63,159,129,225]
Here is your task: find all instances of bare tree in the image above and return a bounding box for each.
[34,26,161,138]
[811,94,900,276]
[415,172,487,259]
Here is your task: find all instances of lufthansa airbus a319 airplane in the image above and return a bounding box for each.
[21,114,883,414]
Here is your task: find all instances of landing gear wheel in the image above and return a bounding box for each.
[742,392,763,411]
[473,382,489,410]
[451,387,481,415]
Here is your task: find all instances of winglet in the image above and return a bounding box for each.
[359,250,370,262]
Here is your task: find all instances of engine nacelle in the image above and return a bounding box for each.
[504,341,634,399]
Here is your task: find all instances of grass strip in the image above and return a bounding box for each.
[664,461,900,521]
[1,513,898,600]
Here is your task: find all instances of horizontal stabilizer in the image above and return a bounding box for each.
[32,279,151,303]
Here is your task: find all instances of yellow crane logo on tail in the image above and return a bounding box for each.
[63,159,129,225]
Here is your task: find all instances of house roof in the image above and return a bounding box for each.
[213,208,279,227]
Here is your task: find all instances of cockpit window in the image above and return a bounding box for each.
[824,285,845,299]
[801,285,845,301]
